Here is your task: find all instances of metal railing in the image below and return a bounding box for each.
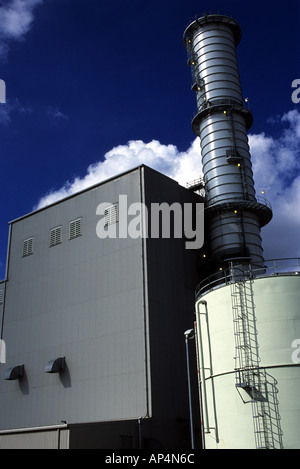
[203,193,272,211]
[194,97,243,114]
[186,178,205,189]
[195,258,300,300]
[254,195,273,211]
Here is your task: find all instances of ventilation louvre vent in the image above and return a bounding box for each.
[0,290,4,305]
[69,218,82,240]
[22,238,34,257]
[104,204,118,226]
[50,226,62,247]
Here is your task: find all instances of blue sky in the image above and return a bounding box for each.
[0,0,300,279]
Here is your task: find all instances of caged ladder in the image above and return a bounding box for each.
[230,263,280,449]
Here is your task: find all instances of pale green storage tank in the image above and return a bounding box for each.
[195,261,300,449]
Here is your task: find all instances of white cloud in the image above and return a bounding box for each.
[249,109,300,259]
[35,110,300,260]
[0,102,10,124]
[34,138,203,209]
[0,0,43,60]
[46,105,69,121]
[0,101,68,125]
[0,97,31,124]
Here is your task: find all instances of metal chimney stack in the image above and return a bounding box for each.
[183,15,272,268]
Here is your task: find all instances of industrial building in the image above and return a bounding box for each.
[0,166,202,449]
[0,12,299,450]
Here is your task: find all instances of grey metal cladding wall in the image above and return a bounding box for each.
[0,168,150,429]
[0,281,5,357]
[208,211,263,260]
[0,280,5,313]
[192,23,243,105]
[142,166,201,447]
[184,15,270,266]
[200,113,256,204]
[187,17,256,206]
[0,428,69,449]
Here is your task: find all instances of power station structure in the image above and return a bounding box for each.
[0,166,202,449]
[183,14,300,449]
[183,14,272,269]
[0,12,299,450]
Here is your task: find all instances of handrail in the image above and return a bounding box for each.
[204,194,272,212]
[186,177,204,189]
[195,301,210,433]
[193,97,244,115]
[196,258,300,300]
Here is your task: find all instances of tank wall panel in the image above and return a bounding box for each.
[196,276,300,449]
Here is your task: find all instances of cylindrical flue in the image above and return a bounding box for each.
[183,14,272,267]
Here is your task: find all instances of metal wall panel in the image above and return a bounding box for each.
[0,166,202,448]
[142,166,202,448]
[183,15,272,267]
[0,168,150,429]
[0,428,69,449]
[0,280,5,326]
[195,275,300,449]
